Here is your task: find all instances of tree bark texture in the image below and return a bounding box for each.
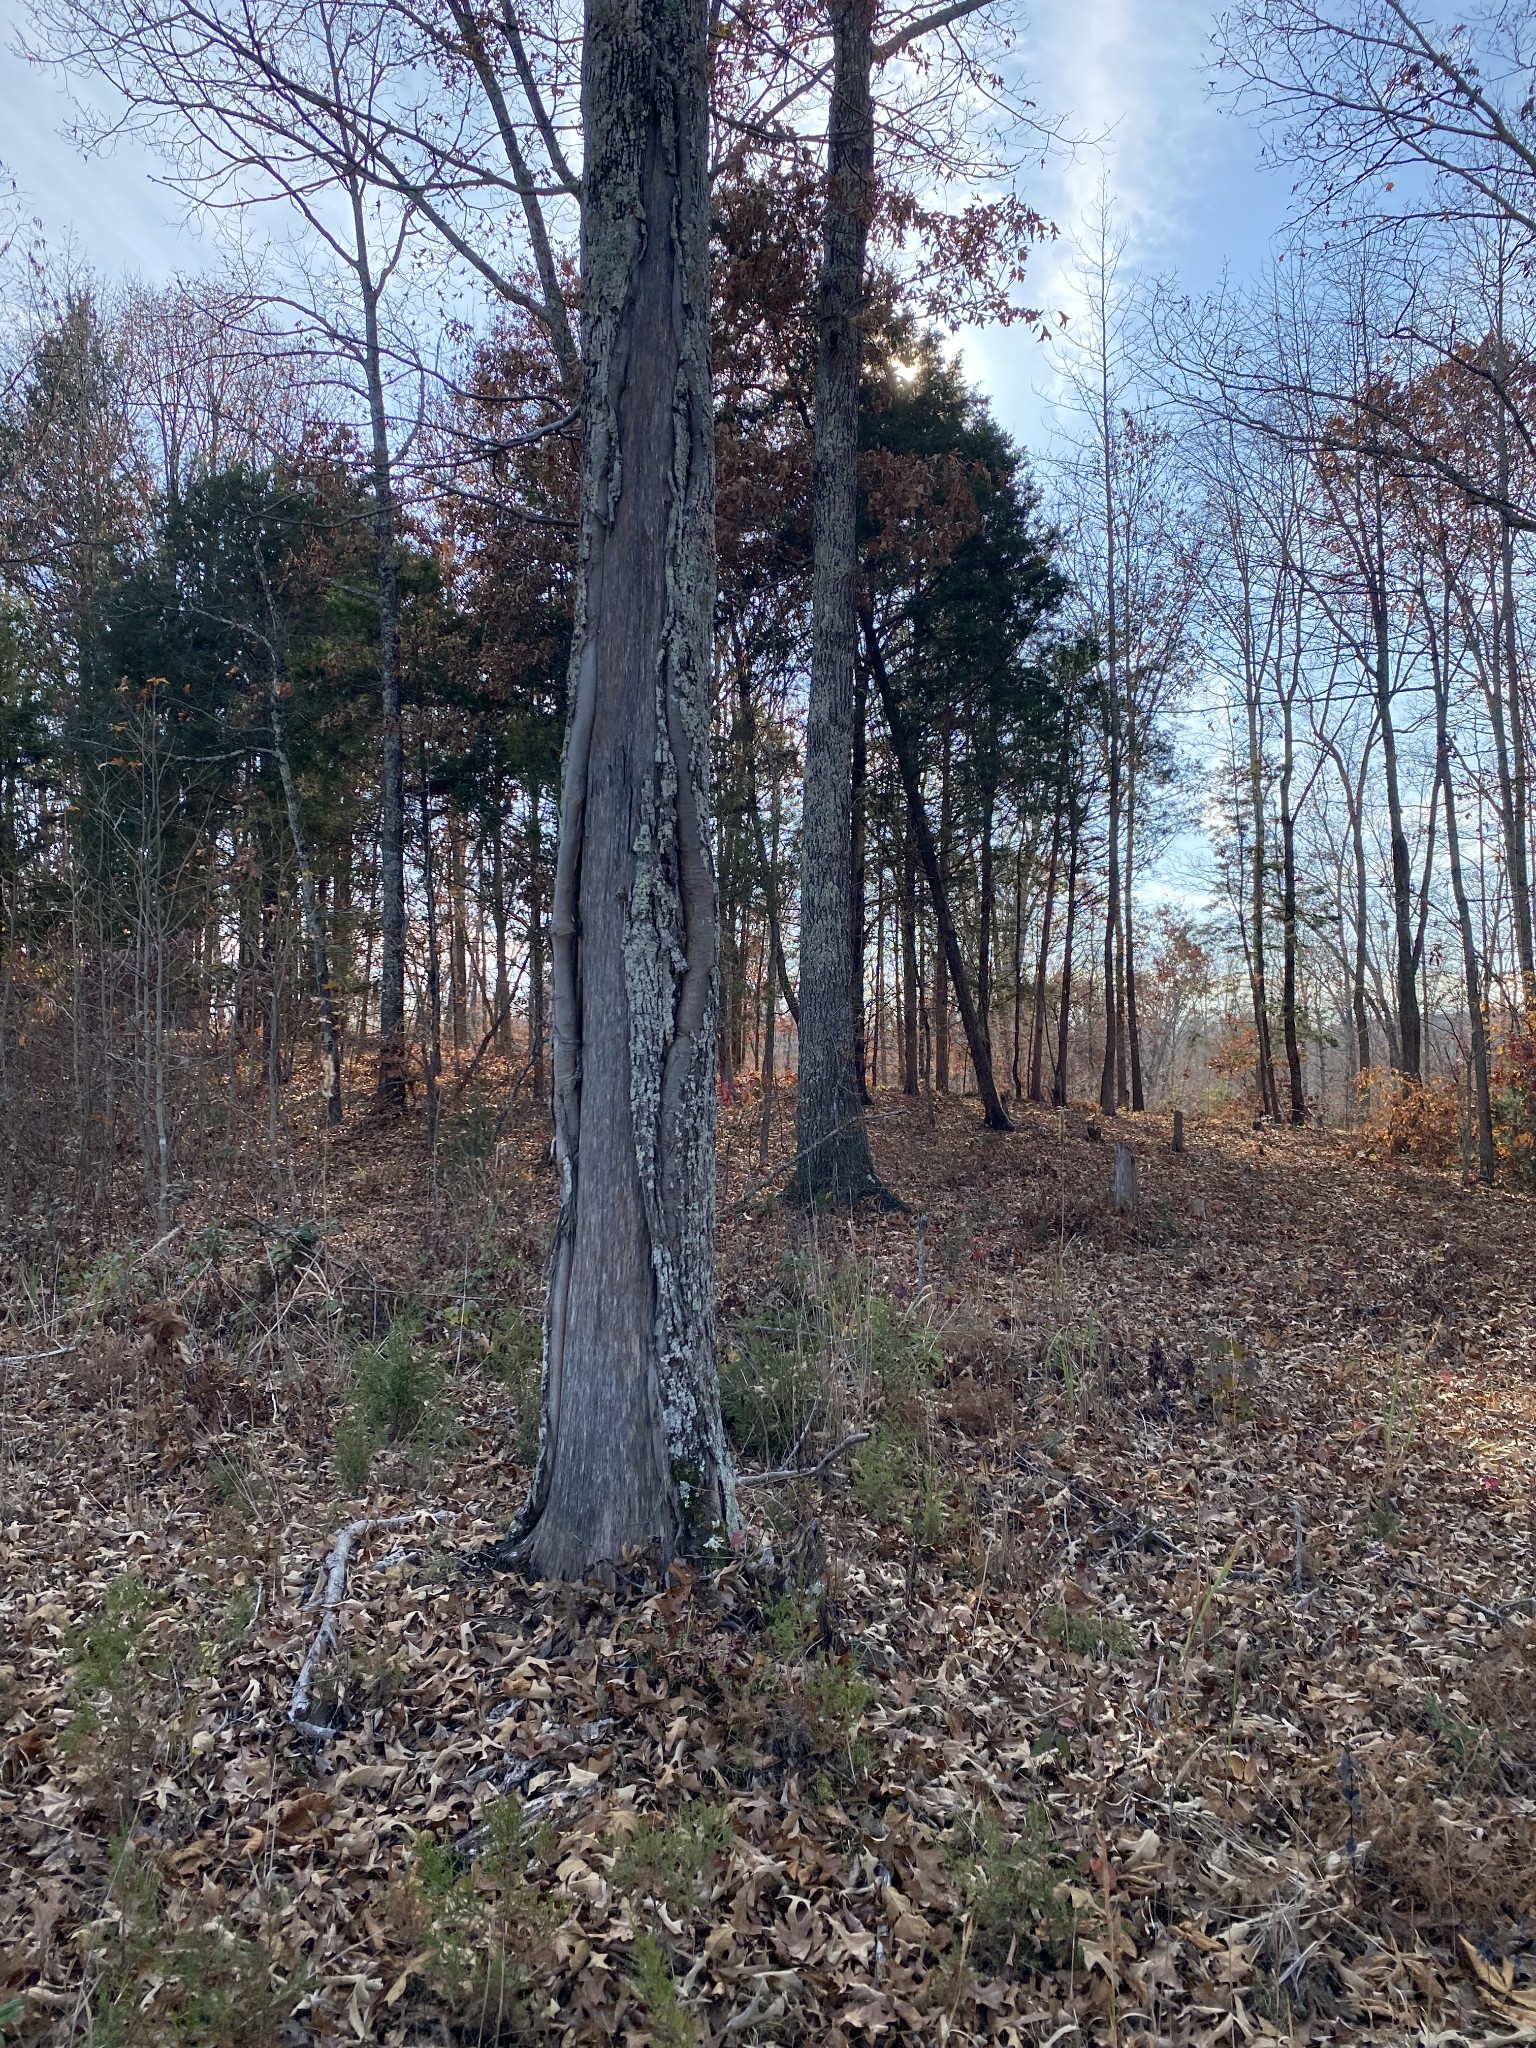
[790,0,886,1205]
[510,0,732,1578]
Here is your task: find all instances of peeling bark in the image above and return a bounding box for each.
[508,0,732,1578]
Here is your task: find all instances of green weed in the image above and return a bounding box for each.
[1424,1693,1492,1782]
[1041,1315,1103,1411]
[797,1661,875,1748]
[334,1314,448,1492]
[760,1587,818,1660]
[611,1803,731,1919]
[83,1845,301,2048]
[831,1270,938,1395]
[851,1424,911,1521]
[1364,1494,1403,1543]
[1040,1603,1136,1661]
[352,1314,439,1438]
[332,1419,377,1494]
[629,1929,698,2048]
[720,1312,821,1463]
[63,1574,168,1819]
[484,1309,542,1463]
[1382,1345,1425,1487]
[912,1466,971,1551]
[948,1807,1073,1971]
[407,1816,547,2040]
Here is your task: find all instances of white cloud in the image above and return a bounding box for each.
[0,45,209,286]
[957,0,1287,449]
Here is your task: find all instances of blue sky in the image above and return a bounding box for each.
[964,0,1293,450]
[4,0,1293,422]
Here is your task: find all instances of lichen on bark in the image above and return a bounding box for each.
[506,0,734,1579]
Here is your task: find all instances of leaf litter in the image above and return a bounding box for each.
[0,1091,1533,2044]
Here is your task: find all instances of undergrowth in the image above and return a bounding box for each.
[334,1313,448,1491]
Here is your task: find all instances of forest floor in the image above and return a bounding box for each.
[1,1078,1535,2047]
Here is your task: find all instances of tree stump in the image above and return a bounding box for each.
[1113,1141,1138,1213]
[1172,1109,1185,1154]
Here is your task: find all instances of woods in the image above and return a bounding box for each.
[3,0,1536,2042]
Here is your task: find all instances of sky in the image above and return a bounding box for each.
[2,0,1295,392]
[963,0,1293,450]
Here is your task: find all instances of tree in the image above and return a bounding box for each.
[791,0,890,1205]
[504,0,733,1576]
[857,346,1067,1128]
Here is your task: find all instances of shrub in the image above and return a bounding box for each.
[404,1813,551,2039]
[83,1845,303,2048]
[719,1314,821,1463]
[352,1314,439,1439]
[611,1803,731,1919]
[1357,1066,1461,1167]
[63,1574,168,1821]
[948,1807,1073,1971]
[334,1314,448,1492]
[851,1424,911,1521]
[1040,1602,1136,1661]
[629,1930,697,2048]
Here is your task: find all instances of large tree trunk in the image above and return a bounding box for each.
[790,0,887,1204]
[864,611,1012,1131]
[508,0,732,1578]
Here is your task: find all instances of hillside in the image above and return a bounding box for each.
[2,1089,1534,2045]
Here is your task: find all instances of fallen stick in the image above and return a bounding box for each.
[735,1430,871,1489]
[288,1513,427,1733]
[0,1342,80,1368]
